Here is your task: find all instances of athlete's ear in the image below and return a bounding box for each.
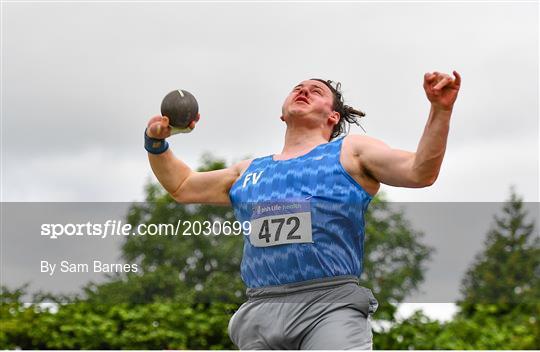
[328,111,340,125]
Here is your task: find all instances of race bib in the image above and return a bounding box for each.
[248,201,313,247]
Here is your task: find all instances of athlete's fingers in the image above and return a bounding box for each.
[186,114,200,129]
[424,72,437,83]
[147,115,163,127]
[433,75,453,91]
[157,116,170,136]
[161,116,170,127]
[148,120,171,138]
[452,70,461,88]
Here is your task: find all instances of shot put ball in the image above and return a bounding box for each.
[160,89,199,128]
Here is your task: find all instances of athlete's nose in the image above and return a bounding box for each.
[297,87,310,99]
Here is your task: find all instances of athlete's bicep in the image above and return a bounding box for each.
[172,159,252,205]
[354,136,425,188]
[172,167,238,205]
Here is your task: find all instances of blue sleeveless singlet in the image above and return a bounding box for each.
[229,137,373,288]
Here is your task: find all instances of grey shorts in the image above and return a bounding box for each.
[228,275,379,350]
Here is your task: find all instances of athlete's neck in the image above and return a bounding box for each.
[276,127,329,160]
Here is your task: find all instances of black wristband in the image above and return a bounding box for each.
[144,129,169,154]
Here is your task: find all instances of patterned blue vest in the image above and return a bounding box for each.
[229,137,372,288]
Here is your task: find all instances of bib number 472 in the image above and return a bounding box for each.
[258,216,301,243]
[249,211,312,247]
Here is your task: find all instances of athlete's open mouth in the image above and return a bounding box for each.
[295,97,309,104]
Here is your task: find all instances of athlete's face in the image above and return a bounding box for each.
[281,80,337,122]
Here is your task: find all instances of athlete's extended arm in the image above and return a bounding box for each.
[146,115,247,205]
[355,71,461,188]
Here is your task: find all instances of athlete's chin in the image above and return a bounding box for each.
[287,108,311,118]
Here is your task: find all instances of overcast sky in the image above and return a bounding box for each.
[1,1,538,203]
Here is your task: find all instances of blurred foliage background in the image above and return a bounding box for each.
[1,155,538,349]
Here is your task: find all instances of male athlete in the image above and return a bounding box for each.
[144,71,461,349]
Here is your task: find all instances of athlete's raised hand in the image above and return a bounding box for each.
[146,115,171,139]
[423,70,461,111]
[146,114,199,139]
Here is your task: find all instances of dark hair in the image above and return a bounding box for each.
[312,78,366,140]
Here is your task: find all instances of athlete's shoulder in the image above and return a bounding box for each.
[343,134,382,154]
[232,158,254,176]
[341,135,382,195]
[343,133,384,144]
[342,134,388,156]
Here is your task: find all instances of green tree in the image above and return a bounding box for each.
[0,285,37,349]
[373,188,539,350]
[459,188,540,316]
[1,286,236,350]
[363,196,434,320]
[374,305,539,349]
[84,154,245,307]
